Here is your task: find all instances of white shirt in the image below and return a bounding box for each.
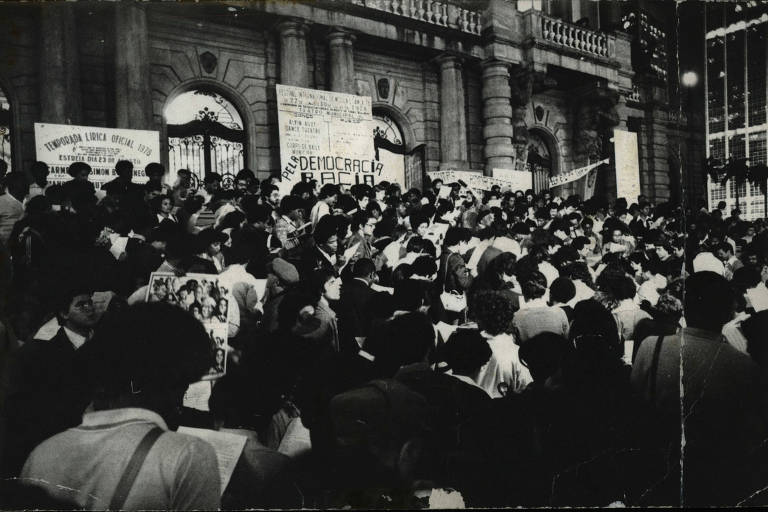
[445,370,490,395]
[568,279,595,307]
[310,200,330,227]
[318,246,337,266]
[62,327,87,350]
[722,312,750,355]
[538,261,559,287]
[476,331,533,398]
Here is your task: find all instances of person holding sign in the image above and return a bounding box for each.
[275,195,309,255]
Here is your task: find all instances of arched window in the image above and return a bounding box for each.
[527,131,553,193]
[373,111,424,189]
[0,87,12,172]
[164,90,245,189]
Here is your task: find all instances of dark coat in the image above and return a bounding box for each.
[1,328,92,477]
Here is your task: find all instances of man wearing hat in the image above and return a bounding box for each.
[261,258,301,333]
[275,195,308,255]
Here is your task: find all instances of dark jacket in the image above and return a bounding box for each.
[337,278,378,353]
[300,246,339,279]
[1,328,92,477]
[438,251,473,294]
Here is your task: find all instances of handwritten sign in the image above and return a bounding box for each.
[492,168,533,192]
[277,85,382,195]
[548,159,608,188]
[34,123,160,187]
[614,129,641,203]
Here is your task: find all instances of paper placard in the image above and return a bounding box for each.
[183,380,213,412]
[747,285,768,312]
[614,129,641,203]
[548,159,608,188]
[177,426,247,495]
[277,85,399,192]
[34,123,160,187]
[492,168,533,192]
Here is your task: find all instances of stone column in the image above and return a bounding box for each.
[39,4,82,124]
[436,55,468,170]
[114,3,153,129]
[481,59,515,175]
[277,19,310,88]
[327,29,355,94]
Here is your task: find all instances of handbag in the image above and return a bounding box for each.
[440,253,467,312]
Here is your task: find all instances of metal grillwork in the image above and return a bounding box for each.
[0,89,11,172]
[165,91,245,190]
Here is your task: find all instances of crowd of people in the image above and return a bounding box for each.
[0,158,767,508]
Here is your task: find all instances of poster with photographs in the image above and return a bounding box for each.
[147,272,229,379]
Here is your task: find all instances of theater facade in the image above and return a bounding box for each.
[0,0,696,203]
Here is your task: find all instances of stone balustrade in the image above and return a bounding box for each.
[350,0,481,35]
[540,15,611,59]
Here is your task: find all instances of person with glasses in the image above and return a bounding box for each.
[345,211,378,266]
[2,283,99,477]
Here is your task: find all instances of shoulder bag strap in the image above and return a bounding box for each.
[442,253,454,294]
[110,426,164,510]
[648,334,665,401]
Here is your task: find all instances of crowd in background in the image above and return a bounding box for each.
[0,158,767,508]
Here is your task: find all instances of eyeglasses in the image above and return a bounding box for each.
[73,299,95,310]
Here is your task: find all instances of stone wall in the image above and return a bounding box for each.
[355,48,442,174]
[77,7,113,128]
[147,12,276,177]
[0,7,39,172]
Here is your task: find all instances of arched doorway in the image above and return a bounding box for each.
[372,110,425,189]
[0,86,12,172]
[164,89,245,189]
[527,130,554,193]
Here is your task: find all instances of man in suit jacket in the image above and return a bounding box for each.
[301,215,341,279]
[338,258,384,354]
[1,285,99,477]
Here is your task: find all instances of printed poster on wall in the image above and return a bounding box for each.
[276,85,403,194]
[34,123,160,187]
[613,128,641,204]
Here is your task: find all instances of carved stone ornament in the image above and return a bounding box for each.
[377,78,390,100]
[200,51,217,74]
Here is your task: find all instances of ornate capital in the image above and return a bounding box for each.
[276,18,310,39]
[435,53,463,72]
[326,28,356,47]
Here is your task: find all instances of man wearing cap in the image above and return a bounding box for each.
[275,195,308,254]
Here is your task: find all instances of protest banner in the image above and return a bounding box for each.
[147,272,230,380]
[34,123,160,187]
[276,85,402,195]
[492,168,533,192]
[613,128,641,203]
[548,159,608,188]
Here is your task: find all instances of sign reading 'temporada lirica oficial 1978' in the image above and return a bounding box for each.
[34,123,160,187]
